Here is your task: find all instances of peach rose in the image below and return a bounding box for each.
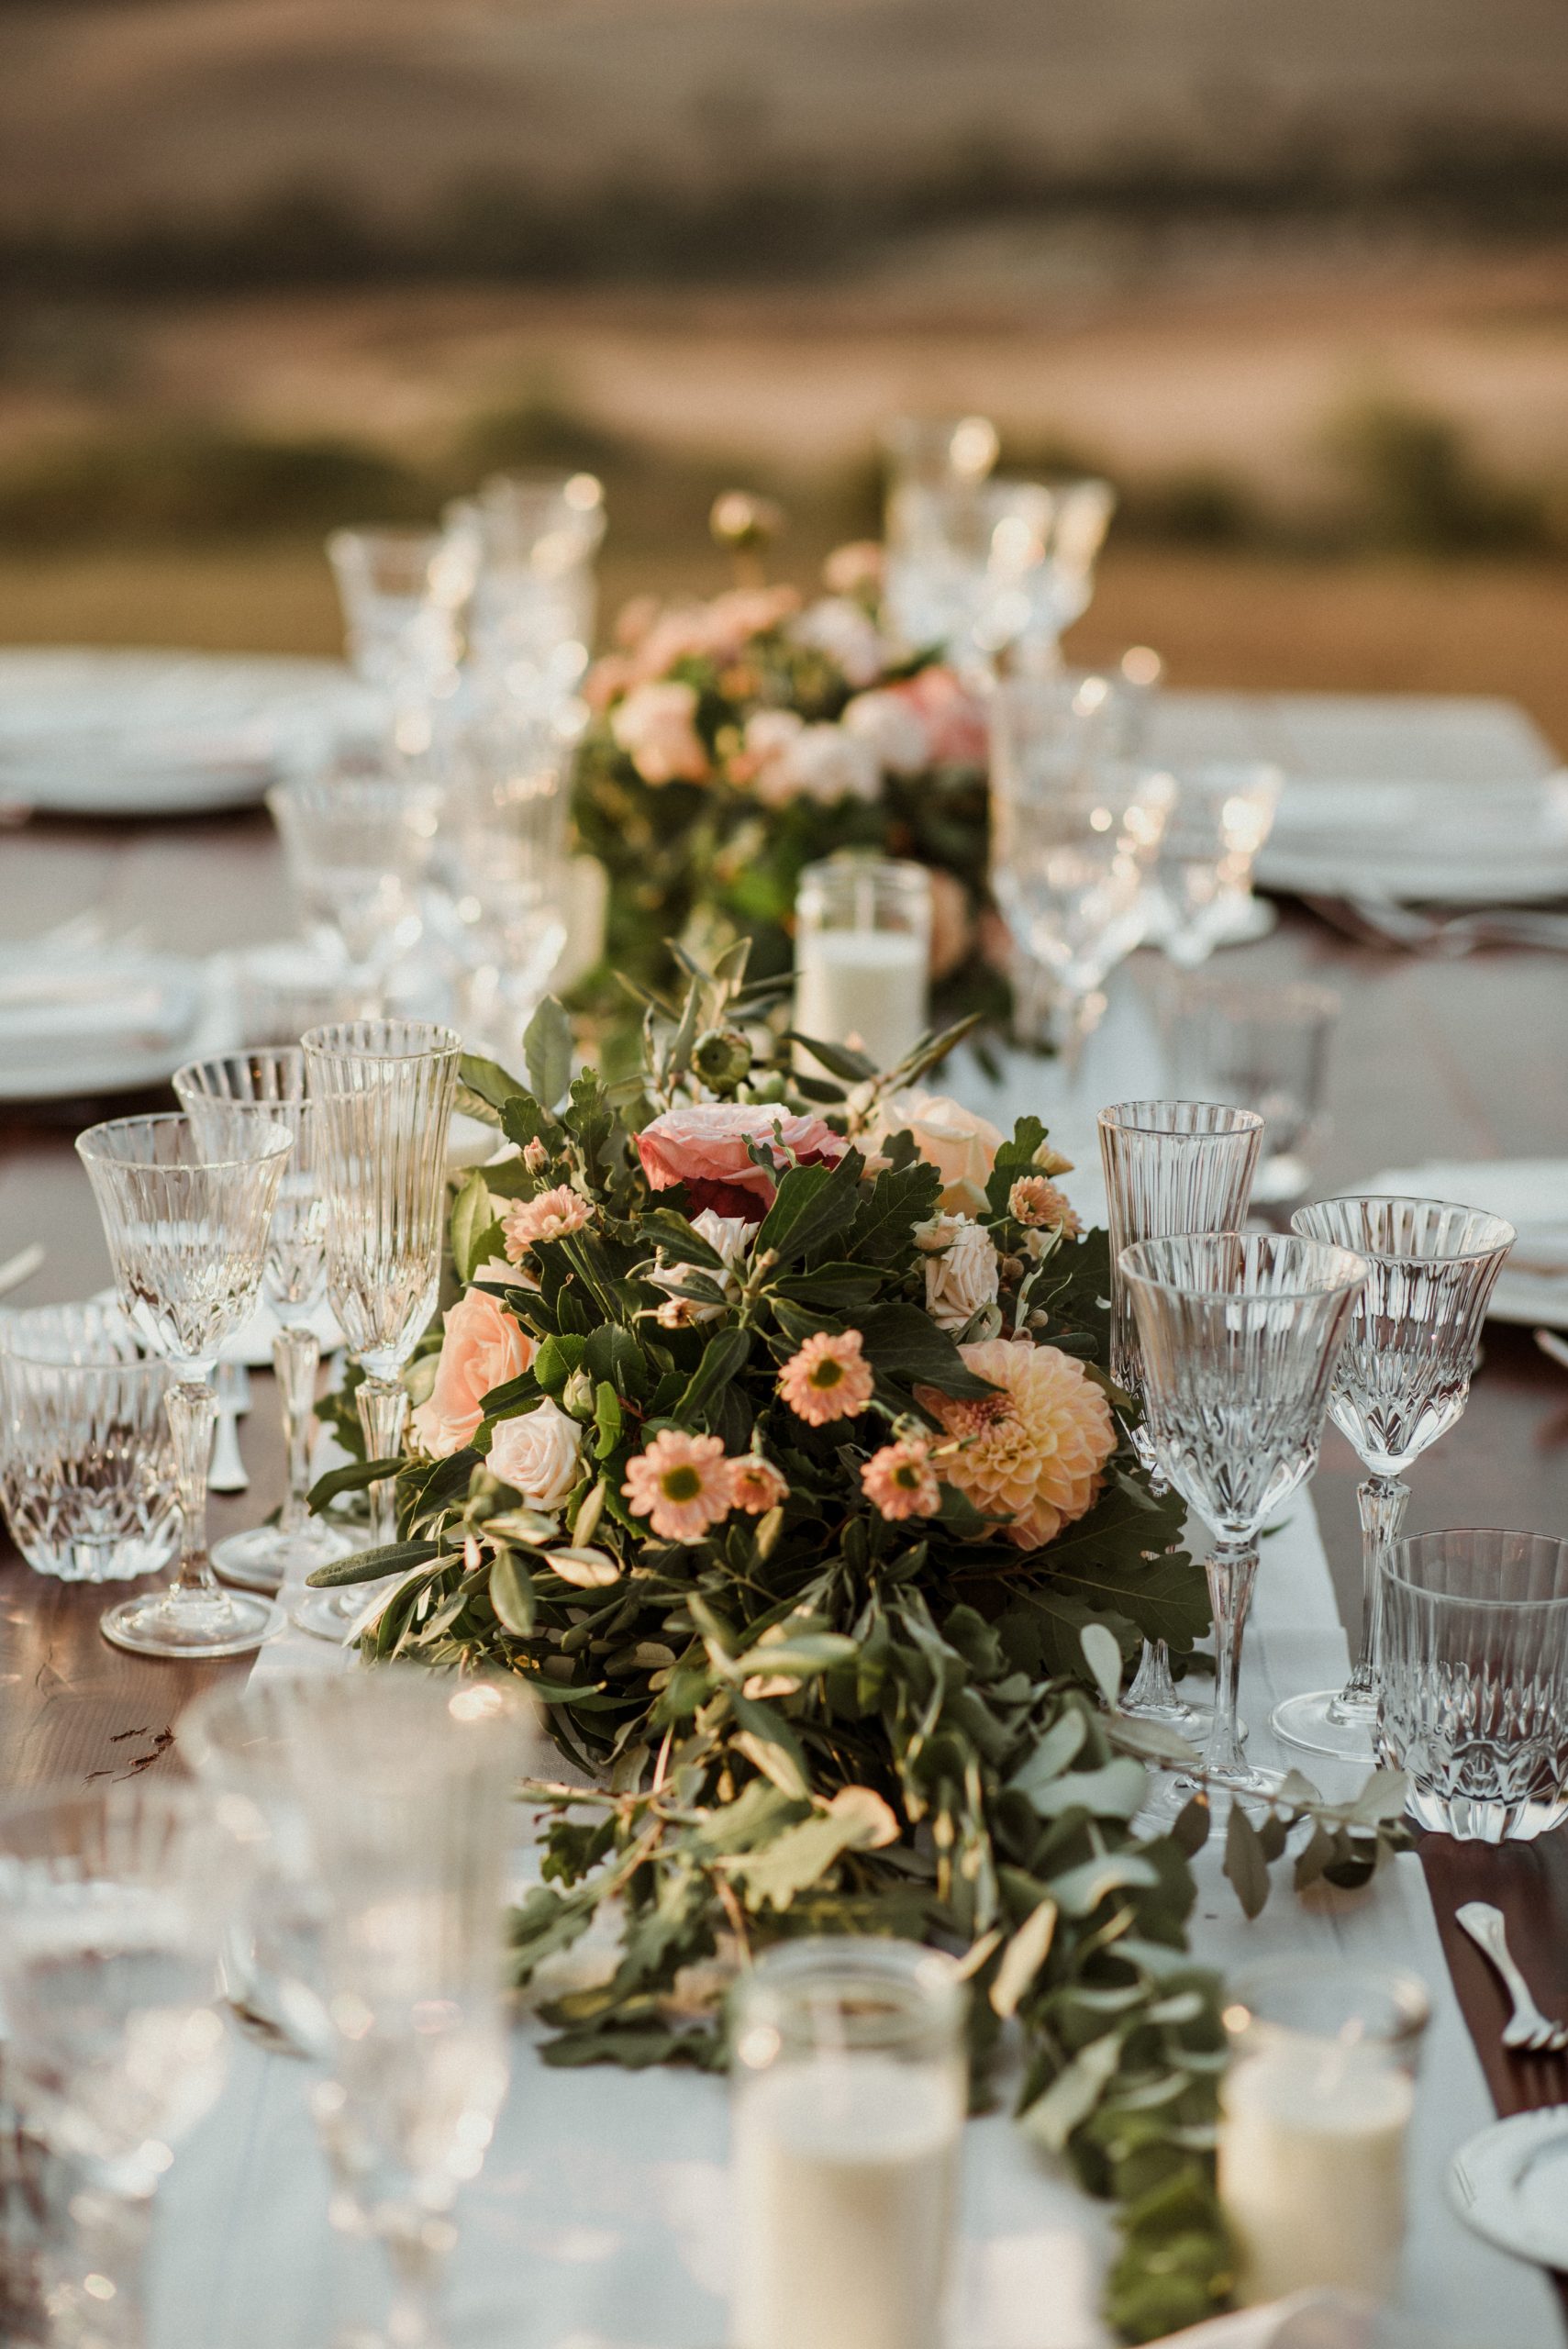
[636,1102,848,1222]
[905,666,987,768]
[864,1090,1004,1216]
[610,680,709,785]
[411,1287,533,1458]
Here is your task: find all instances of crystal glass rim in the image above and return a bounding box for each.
[1222,1956,1431,2051]
[172,1045,307,1097]
[0,1300,162,1375]
[1098,1099,1266,1140]
[1383,1527,1568,1610]
[1118,1230,1369,1303]
[75,1110,295,1175]
[266,774,439,810]
[179,1666,534,1774]
[0,1773,209,1848]
[300,1019,462,1064]
[1292,1194,1518,1264]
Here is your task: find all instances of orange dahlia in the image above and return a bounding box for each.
[917,1338,1115,1550]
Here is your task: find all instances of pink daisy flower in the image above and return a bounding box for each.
[777,1330,875,1425]
[728,1454,789,1515]
[623,1430,735,1543]
[861,1439,941,1521]
[1007,1175,1082,1236]
[502,1186,591,1263]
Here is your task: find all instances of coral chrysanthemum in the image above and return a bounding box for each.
[1007,1175,1082,1236]
[917,1338,1115,1550]
[861,1439,941,1521]
[502,1186,591,1260]
[728,1455,790,1515]
[777,1330,875,1425]
[622,1431,734,1542]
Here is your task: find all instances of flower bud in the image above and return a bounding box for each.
[562,1369,596,1420]
[691,1026,752,1095]
[523,1137,550,1174]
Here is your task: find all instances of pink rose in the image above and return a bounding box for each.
[823,540,884,597]
[411,1287,534,1458]
[610,680,709,785]
[905,667,988,768]
[636,1102,848,1222]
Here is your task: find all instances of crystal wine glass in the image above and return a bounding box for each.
[1097,1100,1263,1731]
[1272,1196,1516,1764]
[75,1110,293,1657]
[1148,763,1283,967]
[989,688,1172,1085]
[172,1048,353,1596]
[438,704,573,1058]
[185,1671,533,2349]
[267,767,444,1001]
[1120,1232,1367,1810]
[297,1019,462,1641]
[1158,977,1340,1214]
[0,1780,234,2349]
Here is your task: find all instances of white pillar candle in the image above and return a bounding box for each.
[793,930,928,1073]
[1218,2042,1414,2305]
[732,2053,961,2349]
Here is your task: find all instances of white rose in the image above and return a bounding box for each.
[789,596,890,688]
[917,1214,1000,1333]
[648,1208,753,1327]
[841,688,931,777]
[488,1397,584,1511]
[864,1089,1004,1215]
[773,723,881,808]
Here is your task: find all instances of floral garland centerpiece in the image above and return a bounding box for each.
[572,546,1006,1050]
[308,952,1410,2343]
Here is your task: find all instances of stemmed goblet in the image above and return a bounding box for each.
[1272,1196,1515,1763]
[181,1671,534,2349]
[1120,1232,1367,1809]
[76,1110,292,1656]
[0,1781,234,2349]
[1098,1100,1263,1731]
[173,1047,353,1595]
[297,1018,462,1642]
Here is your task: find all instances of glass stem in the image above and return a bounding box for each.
[1340,1473,1408,1709]
[356,1375,409,1549]
[50,2183,152,2349]
[1125,1638,1181,1713]
[165,1379,218,1599]
[272,1324,321,1540]
[1201,1540,1256,1780]
[382,2221,451,2349]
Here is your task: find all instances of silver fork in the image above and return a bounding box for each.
[1456,1901,1568,2053]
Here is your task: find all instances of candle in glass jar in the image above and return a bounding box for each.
[794,929,928,1070]
[1218,2040,1414,2304]
[733,2053,960,2349]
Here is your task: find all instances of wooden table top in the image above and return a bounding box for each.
[2,795,1567,2200]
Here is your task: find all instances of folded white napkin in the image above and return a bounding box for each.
[1360,1162,1568,1271]
[0,955,197,1061]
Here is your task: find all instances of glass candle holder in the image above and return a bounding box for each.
[794,855,931,1075]
[1378,1529,1568,1842]
[0,1303,176,1582]
[1219,1960,1429,2308]
[730,1937,966,2349]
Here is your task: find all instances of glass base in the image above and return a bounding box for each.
[1139,1758,1286,1831]
[1271,1688,1378,1765]
[291,1584,371,1644]
[100,1585,285,1660]
[214,1519,355,1596]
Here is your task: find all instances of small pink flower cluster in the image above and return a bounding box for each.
[623,1431,789,1543]
[861,1438,941,1521]
[502,1186,592,1263]
[1007,1176,1082,1236]
[588,585,804,713]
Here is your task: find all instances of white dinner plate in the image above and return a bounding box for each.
[1450,2106,1568,2271]
[1358,1162,1568,1330]
[0,649,373,818]
[0,953,237,1103]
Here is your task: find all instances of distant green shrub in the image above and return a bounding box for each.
[0,428,428,543]
[1323,395,1549,553]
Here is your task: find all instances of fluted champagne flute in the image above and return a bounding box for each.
[1272,1197,1515,1763]
[1120,1233,1367,1810]
[173,1047,353,1594]
[1098,1100,1263,1731]
[299,1018,462,1642]
[76,1110,292,1657]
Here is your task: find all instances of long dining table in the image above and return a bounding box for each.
[2,697,1567,2343]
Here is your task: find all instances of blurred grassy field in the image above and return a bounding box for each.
[1,541,1563,748]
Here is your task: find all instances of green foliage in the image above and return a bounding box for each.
[306,946,1412,2342]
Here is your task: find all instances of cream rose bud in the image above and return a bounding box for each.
[488,1398,584,1511]
[864,1089,1005,1216]
[840,687,930,778]
[917,1213,1000,1332]
[647,1208,754,1326]
[788,596,889,688]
